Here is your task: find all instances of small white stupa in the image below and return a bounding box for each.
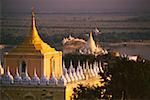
[79,32,107,55]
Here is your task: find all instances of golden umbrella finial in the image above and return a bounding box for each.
[32,7,35,17]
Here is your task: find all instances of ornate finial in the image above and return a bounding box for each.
[32,7,35,16]
[31,7,36,28]
[29,7,42,43]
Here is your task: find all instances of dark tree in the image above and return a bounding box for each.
[72,84,107,100]
[102,57,150,99]
[72,56,150,99]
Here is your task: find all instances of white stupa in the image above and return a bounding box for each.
[86,32,97,52]
[79,32,107,55]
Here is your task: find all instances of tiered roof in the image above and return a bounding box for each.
[8,11,55,55]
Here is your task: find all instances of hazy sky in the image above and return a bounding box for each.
[1,0,150,13]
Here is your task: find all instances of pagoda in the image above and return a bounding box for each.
[79,32,107,55]
[1,10,103,100]
[4,11,62,78]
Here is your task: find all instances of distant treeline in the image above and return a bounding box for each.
[1,32,150,46]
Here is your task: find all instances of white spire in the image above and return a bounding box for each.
[64,72,71,83]
[69,60,73,69]
[22,67,31,85]
[14,68,22,84]
[86,60,89,70]
[80,70,85,79]
[63,60,65,68]
[93,61,99,74]
[1,66,13,85]
[76,67,82,80]
[83,62,86,74]
[68,68,75,82]
[16,67,19,76]
[99,61,104,73]
[31,68,40,85]
[68,60,78,82]
[93,61,98,76]
[7,66,10,75]
[83,62,89,80]
[62,60,71,83]
[40,75,49,85]
[0,60,4,75]
[49,57,58,85]
[86,32,96,53]
[90,64,95,77]
[78,63,85,79]
[77,60,81,67]
[72,69,78,81]
[76,60,82,80]
[63,60,67,74]
[49,72,58,85]
[79,31,106,55]
[58,74,67,86]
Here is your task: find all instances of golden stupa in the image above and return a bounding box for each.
[10,11,55,54]
[4,11,62,78]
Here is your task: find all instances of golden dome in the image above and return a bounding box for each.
[9,11,56,54]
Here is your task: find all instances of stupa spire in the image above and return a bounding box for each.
[30,9,42,43]
[89,32,96,51]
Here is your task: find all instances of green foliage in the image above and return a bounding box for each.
[1,30,150,45]
[72,84,106,100]
[72,57,150,99]
[102,57,150,99]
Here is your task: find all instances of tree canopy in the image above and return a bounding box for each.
[103,57,150,99]
[72,57,150,99]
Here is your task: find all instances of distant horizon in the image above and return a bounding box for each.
[1,0,150,14]
[1,10,150,16]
